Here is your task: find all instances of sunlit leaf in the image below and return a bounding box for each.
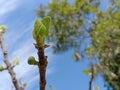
[32,17,51,46]
[82,70,91,76]
[41,16,51,36]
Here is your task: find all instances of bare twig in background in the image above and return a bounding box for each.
[0,32,24,90]
[89,63,94,90]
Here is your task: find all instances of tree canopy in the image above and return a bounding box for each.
[37,0,100,53]
[37,0,120,89]
[89,1,120,89]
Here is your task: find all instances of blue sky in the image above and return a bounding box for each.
[0,0,109,90]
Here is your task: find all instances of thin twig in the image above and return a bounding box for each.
[89,63,94,90]
[0,32,24,90]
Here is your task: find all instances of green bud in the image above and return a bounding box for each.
[23,83,27,88]
[0,64,6,71]
[28,56,36,65]
[0,25,6,34]
[12,58,19,65]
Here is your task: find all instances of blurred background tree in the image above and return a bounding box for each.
[37,0,120,90]
[90,0,120,89]
[37,0,100,54]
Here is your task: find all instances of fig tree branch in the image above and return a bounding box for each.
[0,32,24,90]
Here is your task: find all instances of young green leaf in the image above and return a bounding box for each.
[41,16,51,36]
[32,18,42,41]
[32,17,50,46]
[82,70,91,76]
[12,58,19,65]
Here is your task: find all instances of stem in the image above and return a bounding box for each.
[89,63,94,90]
[36,45,47,90]
[0,33,23,90]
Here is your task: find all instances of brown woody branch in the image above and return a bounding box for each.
[0,32,24,90]
[35,44,48,90]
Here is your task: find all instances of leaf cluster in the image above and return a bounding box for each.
[32,16,51,47]
[90,6,120,90]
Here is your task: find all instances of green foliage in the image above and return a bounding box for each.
[37,0,100,53]
[42,16,51,34]
[28,56,36,65]
[118,2,120,7]
[89,3,120,89]
[32,16,51,47]
[86,46,96,58]
[86,46,94,54]
[0,25,6,34]
[37,0,120,89]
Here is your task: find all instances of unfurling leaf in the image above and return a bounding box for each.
[32,16,51,47]
[32,18,46,46]
[41,16,51,36]
[12,58,19,65]
[32,18,41,40]
[28,56,36,65]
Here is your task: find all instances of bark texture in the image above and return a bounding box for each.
[35,45,48,90]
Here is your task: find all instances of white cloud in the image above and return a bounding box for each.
[0,0,20,17]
